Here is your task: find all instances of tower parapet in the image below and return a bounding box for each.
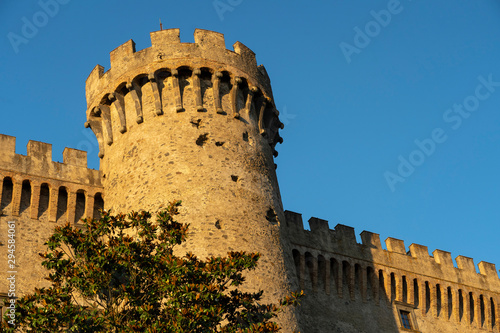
[85,29,283,160]
[0,134,103,222]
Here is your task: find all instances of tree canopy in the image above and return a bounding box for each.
[2,201,301,332]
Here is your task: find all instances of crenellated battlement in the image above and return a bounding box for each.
[86,29,272,102]
[86,28,272,107]
[0,134,101,186]
[284,210,500,293]
[85,29,283,160]
[0,134,103,223]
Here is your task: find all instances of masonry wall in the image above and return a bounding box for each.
[285,211,500,333]
[0,135,103,296]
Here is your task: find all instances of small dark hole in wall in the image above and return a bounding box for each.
[231,175,238,182]
[196,133,209,146]
[191,119,202,128]
[215,141,225,147]
[215,219,221,229]
[242,131,249,142]
[266,208,278,225]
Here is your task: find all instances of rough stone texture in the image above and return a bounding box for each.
[84,28,298,332]
[1,29,500,333]
[286,211,500,332]
[0,136,103,298]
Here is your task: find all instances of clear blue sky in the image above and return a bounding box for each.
[1,1,500,269]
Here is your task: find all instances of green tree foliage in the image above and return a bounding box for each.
[2,201,301,332]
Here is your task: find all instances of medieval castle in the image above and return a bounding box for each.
[1,29,499,332]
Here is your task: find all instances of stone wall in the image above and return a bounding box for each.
[285,210,500,332]
[0,136,103,296]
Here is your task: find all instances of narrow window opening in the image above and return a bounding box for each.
[400,310,413,329]
[470,292,475,325]
[354,264,362,300]
[292,249,301,287]
[425,281,431,314]
[330,258,339,297]
[0,178,13,213]
[480,295,485,328]
[19,180,31,215]
[491,298,496,329]
[342,261,351,299]
[38,183,50,220]
[318,255,326,293]
[447,287,453,320]
[459,289,464,321]
[75,191,86,223]
[391,273,396,303]
[305,252,316,291]
[413,279,419,307]
[436,284,442,317]
[402,276,408,303]
[366,267,374,301]
[93,193,104,220]
[56,187,68,221]
[379,270,386,304]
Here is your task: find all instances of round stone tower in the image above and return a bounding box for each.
[84,29,298,330]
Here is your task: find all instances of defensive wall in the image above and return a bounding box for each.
[285,210,500,332]
[0,134,103,296]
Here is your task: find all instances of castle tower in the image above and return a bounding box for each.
[84,29,298,330]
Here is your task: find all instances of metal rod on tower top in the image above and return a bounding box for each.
[160,19,163,31]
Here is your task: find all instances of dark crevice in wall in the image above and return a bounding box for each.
[196,133,209,146]
[265,208,278,225]
[190,119,202,128]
